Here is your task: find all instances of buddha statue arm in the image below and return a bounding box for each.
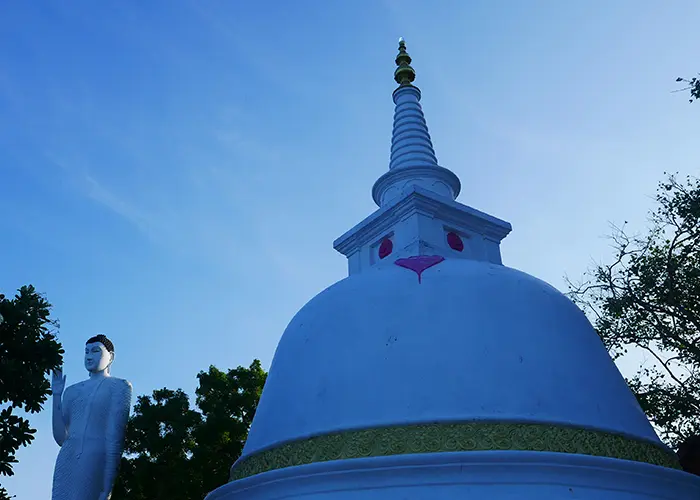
[52,394,67,446]
[51,369,67,446]
[101,379,132,496]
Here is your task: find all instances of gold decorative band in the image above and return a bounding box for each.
[230,421,679,481]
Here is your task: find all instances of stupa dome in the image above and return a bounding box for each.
[234,257,668,476]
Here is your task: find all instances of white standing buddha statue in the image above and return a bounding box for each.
[51,334,132,500]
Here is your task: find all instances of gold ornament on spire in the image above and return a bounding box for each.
[394,38,416,86]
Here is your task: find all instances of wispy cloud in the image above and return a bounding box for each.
[214,129,282,165]
[185,2,340,103]
[83,175,156,235]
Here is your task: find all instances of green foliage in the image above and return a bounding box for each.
[569,175,700,447]
[676,75,700,103]
[0,286,64,500]
[112,360,267,500]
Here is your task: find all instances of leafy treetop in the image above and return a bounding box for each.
[0,286,63,499]
[112,360,267,500]
[568,175,700,447]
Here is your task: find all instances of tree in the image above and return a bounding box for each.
[113,388,203,499]
[0,286,64,500]
[112,360,267,500]
[191,361,267,494]
[676,75,700,103]
[568,174,700,448]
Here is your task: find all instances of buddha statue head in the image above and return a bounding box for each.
[84,334,115,375]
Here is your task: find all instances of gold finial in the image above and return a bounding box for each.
[394,38,416,86]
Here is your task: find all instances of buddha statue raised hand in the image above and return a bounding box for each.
[51,335,132,500]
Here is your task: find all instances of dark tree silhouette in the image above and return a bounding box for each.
[676,75,700,103]
[568,175,700,447]
[112,360,267,500]
[0,286,64,500]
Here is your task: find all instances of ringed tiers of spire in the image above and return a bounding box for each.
[372,39,461,207]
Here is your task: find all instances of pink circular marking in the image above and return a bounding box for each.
[378,238,393,259]
[447,232,464,252]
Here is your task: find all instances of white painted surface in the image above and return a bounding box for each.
[209,451,700,499]
[242,259,657,458]
[51,340,132,500]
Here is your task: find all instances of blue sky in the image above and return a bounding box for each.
[2,1,699,497]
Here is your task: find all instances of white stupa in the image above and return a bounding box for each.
[206,40,700,499]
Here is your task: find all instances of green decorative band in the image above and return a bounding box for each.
[230,421,680,481]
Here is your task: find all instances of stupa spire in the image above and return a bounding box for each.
[372,39,461,207]
[388,38,437,170]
